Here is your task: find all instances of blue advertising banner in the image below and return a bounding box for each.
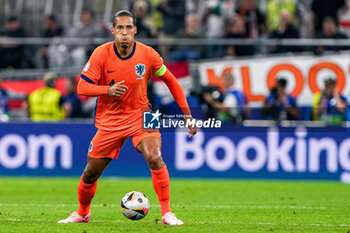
[0,123,350,182]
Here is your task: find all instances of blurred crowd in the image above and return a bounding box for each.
[0,72,87,122]
[0,0,349,125]
[1,0,350,69]
[199,73,348,125]
[0,70,347,125]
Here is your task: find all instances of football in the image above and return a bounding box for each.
[120,191,150,220]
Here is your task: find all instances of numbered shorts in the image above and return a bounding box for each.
[88,127,161,159]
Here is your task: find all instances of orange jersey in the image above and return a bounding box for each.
[80,41,164,131]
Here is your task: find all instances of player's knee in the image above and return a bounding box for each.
[146,153,163,170]
[83,168,102,183]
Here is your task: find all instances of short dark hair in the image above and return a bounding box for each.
[46,14,57,22]
[8,16,18,22]
[323,16,336,25]
[67,76,77,86]
[277,78,287,88]
[324,77,336,86]
[82,8,95,17]
[112,10,136,27]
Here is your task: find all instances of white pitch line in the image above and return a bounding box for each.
[198,222,350,227]
[0,219,349,227]
[201,204,330,210]
[0,203,334,210]
[0,219,122,223]
[251,222,350,227]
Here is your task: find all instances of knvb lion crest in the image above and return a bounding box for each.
[135,63,146,80]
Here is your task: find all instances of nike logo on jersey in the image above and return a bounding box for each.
[161,184,169,189]
[107,70,116,73]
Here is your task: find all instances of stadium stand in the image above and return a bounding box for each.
[0,0,349,124]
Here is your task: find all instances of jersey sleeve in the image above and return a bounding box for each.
[242,91,248,104]
[77,78,109,96]
[223,93,238,108]
[340,94,347,103]
[80,46,104,84]
[266,94,275,103]
[159,69,191,115]
[148,46,190,115]
[149,47,166,77]
[289,96,297,107]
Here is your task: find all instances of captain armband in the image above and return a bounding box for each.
[153,64,167,77]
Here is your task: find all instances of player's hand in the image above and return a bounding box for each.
[108,80,129,97]
[184,115,197,138]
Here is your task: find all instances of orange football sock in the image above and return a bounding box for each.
[77,177,97,216]
[151,164,172,216]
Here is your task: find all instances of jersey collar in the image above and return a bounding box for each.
[113,42,136,60]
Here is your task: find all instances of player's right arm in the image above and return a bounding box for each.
[77,45,128,97]
[149,46,196,138]
[77,79,128,97]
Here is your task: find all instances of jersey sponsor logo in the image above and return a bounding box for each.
[107,70,116,73]
[135,63,146,80]
[83,62,90,72]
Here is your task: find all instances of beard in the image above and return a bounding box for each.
[121,44,128,49]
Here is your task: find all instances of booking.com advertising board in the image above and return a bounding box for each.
[1,122,350,182]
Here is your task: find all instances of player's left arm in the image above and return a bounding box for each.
[155,66,197,138]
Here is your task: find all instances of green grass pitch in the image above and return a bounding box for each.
[0,177,349,233]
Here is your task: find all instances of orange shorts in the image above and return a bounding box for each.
[88,126,161,159]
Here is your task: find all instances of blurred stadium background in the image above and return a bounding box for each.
[1,0,350,231]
